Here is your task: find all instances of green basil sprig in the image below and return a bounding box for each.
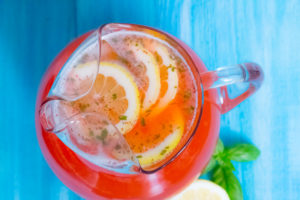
[201,139,260,200]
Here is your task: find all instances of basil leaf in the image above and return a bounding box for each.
[202,158,217,175]
[226,144,260,162]
[216,156,235,171]
[212,166,243,200]
[214,139,224,155]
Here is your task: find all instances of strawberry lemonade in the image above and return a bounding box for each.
[60,30,198,171]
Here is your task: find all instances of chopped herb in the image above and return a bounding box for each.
[119,115,127,120]
[174,86,178,89]
[135,43,139,46]
[165,146,169,149]
[95,101,99,105]
[183,90,192,100]
[112,93,117,100]
[119,56,129,65]
[80,54,90,63]
[141,117,146,126]
[137,64,143,68]
[171,66,176,72]
[175,56,182,63]
[160,149,167,155]
[154,51,162,64]
[167,64,173,69]
[145,109,152,116]
[102,120,109,125]
[79,103,89,112]
[89,130,94,136]
[185,105,195,113]
[136,155,143,159]
[96,135,102,141]
[101,128,108,135]
[178,68,184,72]
[96,128,108,142]
[169,54,176,60]
[177,64,186,72]
[154,134,160,140]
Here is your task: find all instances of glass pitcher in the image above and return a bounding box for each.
[35,23,263,199]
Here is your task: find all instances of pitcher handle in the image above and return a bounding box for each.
[200,62,264,114]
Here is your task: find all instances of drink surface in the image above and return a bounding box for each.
[63,30,199,170]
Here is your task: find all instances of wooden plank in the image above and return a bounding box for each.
[0,0,77,199]
[183,1,300,199]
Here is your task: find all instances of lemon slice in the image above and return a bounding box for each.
[171,180,230,200]
[72,62,140,134]
[136,125,183,167]
[129,45,161,112]
[135,106,184,168]
[142,40,179,115]
[153,44,179,111]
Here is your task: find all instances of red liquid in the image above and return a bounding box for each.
[35,30,221,199]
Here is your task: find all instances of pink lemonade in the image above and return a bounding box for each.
[36,24,222,200]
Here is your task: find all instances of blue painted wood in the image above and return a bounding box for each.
[0,0,299,199]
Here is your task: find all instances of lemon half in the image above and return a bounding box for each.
[171,180,230,200]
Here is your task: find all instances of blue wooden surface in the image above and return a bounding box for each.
[0,0,299,199]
